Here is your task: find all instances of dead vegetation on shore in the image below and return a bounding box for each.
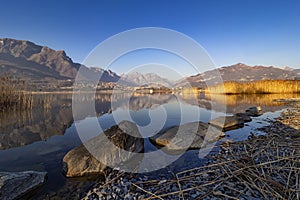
[86,102,300,200]
[131,136,299,199]
[207,80,300,94]
[130,103,300,199]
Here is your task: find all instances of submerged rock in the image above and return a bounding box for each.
[209,116,244,130]
[63,121,144,177]
[0,171,47,200]
[234,113,252,122]
[245,106,262,116]
[150,122,224,150]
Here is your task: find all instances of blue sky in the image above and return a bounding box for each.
[0,0,300,76]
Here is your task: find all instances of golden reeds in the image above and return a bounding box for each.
[207,80,300,94]
[0,76,32,111]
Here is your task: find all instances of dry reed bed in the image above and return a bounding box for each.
[0,77,32,110]
[132,137,300,199]
[207,80,300,94]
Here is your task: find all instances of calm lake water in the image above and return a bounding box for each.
[0,92,298,198]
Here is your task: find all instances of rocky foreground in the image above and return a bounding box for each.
[63,106,262,179]
[0,171,47,200]
[82,103,300,200]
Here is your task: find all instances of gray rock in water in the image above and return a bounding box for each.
[235,113,252,122]
[245,106,263,116]
[63,121,144,177]
[150,122,224,150]
[0,171,47,200]
[209,116,244,130]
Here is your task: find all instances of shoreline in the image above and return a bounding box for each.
[81,102,300,199]
[28,90,115,94]
[1,95,296,199]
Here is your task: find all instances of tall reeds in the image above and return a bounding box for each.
[0,76,32,111]
[207,80,300,94]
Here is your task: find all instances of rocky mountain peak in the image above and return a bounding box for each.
[235,63,248,67]
[0,38,120,82]
[175,63,299,88]
[0,38,77,77]
[120,71,173,87]
[0,38,42,58]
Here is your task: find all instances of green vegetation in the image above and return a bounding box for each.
[0,77,33,111]
[207,80,300,94]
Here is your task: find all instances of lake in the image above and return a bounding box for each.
[0,92,298,199]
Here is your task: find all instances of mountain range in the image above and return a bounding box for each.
[0,38,299,88]
[176,63,300,87]
[120,72,173,87]
[0,38,119,83]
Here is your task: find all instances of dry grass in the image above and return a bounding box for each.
[207,80,300,94]
[127,103,300,199]
[129,132,300,199]
[0,77,33,111]
[98,132,299,200]
[93,103,300,199]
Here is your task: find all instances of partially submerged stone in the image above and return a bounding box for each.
[0,171,47,200]
[209,107,262,131]
[63,121,144,177]
[246,106,262,116]
[208,116,244,130]
[235,113,252,122]
[150,122,224,150]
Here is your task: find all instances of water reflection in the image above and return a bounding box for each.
[0,92,297,199]
[0,93,188,150]
[183,93,300,114]
[0,94,72,150]
[0,93,113,150]
[214,93,300,113]
[0,92,297,150]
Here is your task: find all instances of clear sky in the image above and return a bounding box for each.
[1,0,300,76]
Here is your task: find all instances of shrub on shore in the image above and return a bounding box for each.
[207,80,300,94]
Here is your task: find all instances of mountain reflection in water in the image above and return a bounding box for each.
[1,92,298,151]
[0,92,298,199]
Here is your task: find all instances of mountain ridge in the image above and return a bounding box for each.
[175,63,300,88]
[120,72,173,87]
[0,38,79,79]
[1,38,299,89]
[0,38,120,83]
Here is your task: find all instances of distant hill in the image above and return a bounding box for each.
[120,72,173,87]
[176,63,300,88]
[0,38,119,83]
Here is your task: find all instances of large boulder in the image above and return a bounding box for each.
[0,171,47,200]
[150,122,225,150]
[63,121,144,177]
[209,116,244,131]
